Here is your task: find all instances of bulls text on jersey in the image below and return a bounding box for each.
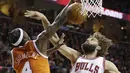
[75,62,99,73]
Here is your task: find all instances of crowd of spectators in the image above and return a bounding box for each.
[106,42,130,73]
[0,18,12,73]
[0,17,130,73]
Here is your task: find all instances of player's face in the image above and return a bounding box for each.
[85,36,99,46]
[81,36,100,54]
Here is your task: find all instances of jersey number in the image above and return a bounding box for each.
[22,61,32,73]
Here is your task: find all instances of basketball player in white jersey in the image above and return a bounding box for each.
[24,9,120,73]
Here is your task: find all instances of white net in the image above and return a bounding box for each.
[81,0,103,18]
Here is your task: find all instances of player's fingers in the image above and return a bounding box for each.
[24,12,34,16]
[59,39,64,45]
[58,33,65,44]
[25,10,34,14]
[24,14,31,17]
[26,10,31,13]
[61,33,65,39]
[24,12,30,15]
[25,10,30,14]
[24,11,33,15]
[24,15,29,17]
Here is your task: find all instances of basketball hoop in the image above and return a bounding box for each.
[81,0,103,18]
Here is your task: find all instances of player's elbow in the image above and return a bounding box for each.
[54,14,67,26]
[37,30,49,41]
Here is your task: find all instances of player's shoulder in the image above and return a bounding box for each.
[24,40,34,46]
[11,40,33,51]
[97,56,105,59]
[11,46,24,53]
[26,40,33,44]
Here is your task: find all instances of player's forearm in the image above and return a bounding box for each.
[58,45,81,64]
[40,15,50,29]
[38,0,73,42]
[47,43,64,56]
[40,14,60,44]
[58,45,73,60]
[54,0,72,22]
[49,0,73,32]
[43,0,71,29]
[41,1,72,40]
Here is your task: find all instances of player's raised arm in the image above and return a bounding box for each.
[24,10,59,40]
[25,10,81,64]
[24,10,50,29]
[36,0,73,41]
[24,0,72,55]
[38,9,81,64]
[24,0,81,63]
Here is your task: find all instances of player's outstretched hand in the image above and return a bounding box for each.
[24,10,45,20]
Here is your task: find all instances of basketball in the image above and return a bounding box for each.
[67,2,87,24]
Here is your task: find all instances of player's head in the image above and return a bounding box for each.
[81,36,101,55]
[8,28,30,47]
[93,32,113,56]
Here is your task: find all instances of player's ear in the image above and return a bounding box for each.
[96,46,101,50]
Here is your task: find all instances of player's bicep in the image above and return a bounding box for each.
[35,31,48,52]
[36,30,47,41]
[58,45,81,64]
[105,60,120,73]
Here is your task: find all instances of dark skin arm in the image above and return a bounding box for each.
[47,44,62,56]
[47,33,65,56]
[25,0,80,63]
[37,0,72,40]
[26,0,73,56]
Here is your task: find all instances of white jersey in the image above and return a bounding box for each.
[70,56,105,73]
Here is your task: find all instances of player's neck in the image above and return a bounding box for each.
[84,51,97,59]
[18,40,28,47]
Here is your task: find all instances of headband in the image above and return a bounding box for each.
[12,28,23,46]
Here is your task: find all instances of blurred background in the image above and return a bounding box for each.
[0,0,130,73]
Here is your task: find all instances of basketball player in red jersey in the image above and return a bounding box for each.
[25,9,120,73]
[8,0,73,73]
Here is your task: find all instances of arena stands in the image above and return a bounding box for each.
[0,17,130,73]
